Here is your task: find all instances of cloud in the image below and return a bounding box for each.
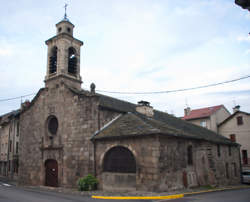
[237,35,250,42]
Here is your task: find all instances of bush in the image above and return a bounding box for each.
[77,174,98,191]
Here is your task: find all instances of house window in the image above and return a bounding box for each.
[242,150,248,165]
[200,121,207,128]
[16,142,18,154]
[217,144,221,157]
[16,121,19,136]
[237,116,243,125]
[228,146,231,156]
[9,140,12,153]
[225,163,229,179]
[230,134,236,142]
[232,163,237,177]
[187,145,193,165]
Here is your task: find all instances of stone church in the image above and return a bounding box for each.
[18,16,241,191]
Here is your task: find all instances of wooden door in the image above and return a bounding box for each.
[45,159,58,187]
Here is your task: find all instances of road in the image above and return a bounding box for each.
[167,188,250,202]
[0,181,249,202]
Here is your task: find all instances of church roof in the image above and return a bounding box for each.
[91,111,236,145]
[24,85,235,146]
[77,91,235,145]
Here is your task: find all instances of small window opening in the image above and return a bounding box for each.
[232,163,237,177]
[68,47,77,75]
[230,134,236,142]
[217,144,221,157]
[225,162,229,179]
[49,47,57,74]
[67,27,71,33]
[242,150,248,165]
[47,116,58,135]
[58,27,62,32]
[9,140,12,153]
[228,146,231,156]
[187,145,193,165]
[237,116,243,125]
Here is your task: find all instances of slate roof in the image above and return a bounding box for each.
[92,111,236,145]
[22,85,236,146]
[0,109,20,125]
[182,105,224,120]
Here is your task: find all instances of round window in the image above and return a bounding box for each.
[48,116,58,135]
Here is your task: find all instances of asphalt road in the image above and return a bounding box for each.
[167,188,250,202]
[0,181,250,202]
[0,182,146,202]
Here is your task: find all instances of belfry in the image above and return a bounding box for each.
[44,10,83,90]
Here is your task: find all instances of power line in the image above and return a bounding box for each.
[96,75,250,94]
[0,75,249,102]
[0,93,35,102]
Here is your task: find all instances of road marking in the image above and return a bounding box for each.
[92,194,184,200]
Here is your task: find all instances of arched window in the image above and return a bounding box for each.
[103,146,136,173]
[68,47,77,75]
[47,115,58,135]
[187,145,193,165]
[49,47,57,74]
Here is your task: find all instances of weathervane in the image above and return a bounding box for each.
[64,3,68,19]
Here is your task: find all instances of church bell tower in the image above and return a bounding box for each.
[44,10,83,90]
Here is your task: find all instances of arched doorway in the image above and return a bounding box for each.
[102,146,136,191]
[45,159,58,187]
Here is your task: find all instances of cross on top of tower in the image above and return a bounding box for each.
[64,3,68,20]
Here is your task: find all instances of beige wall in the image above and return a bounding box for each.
[0,124,9,162]
[187,118,211,130]
[186,107,230,133]
[219,112,250,167]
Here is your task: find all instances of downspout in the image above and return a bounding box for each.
[93,140,96,177]
[238,145,243,183]
[11,119,16,179]
[7,122,11,177]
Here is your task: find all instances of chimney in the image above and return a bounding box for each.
[90,83,96,94]
[136,101,154,117]
[21,100,30,110]
[233,105,240,113]
[184,107,191,116]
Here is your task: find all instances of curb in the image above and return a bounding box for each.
[92,194,184,200]
[91,185,250,200]
[183,185,250,196]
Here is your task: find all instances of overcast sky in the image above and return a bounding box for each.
[0,0,249,117]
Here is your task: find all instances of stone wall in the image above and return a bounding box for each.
[94,136,160,191]
[19,81,119,187]
[158,136,240,191]
[95,135,241,192]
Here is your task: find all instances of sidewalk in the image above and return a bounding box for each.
[1,176,250,199]
[23,184,250,199]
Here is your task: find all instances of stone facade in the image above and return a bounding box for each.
[93,120,240,192]
[19,85,119,186]
[0,17,241,192]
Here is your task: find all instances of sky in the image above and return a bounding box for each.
[0,0,249,117]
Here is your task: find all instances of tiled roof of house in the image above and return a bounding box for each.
[182,105,224,120]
